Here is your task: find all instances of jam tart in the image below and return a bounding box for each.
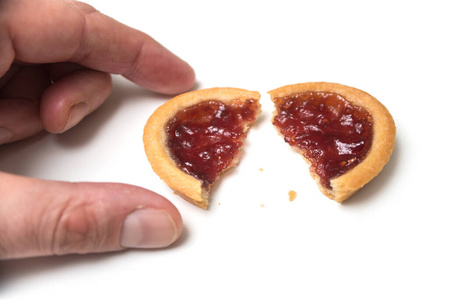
[143,87,261,209]
[269,82,395,202]
[144,83,395,208]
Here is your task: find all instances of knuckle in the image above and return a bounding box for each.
[51,199,106,255]
[66,1,98,15]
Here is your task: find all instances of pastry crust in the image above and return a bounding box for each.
[143,87,261,209]
[269,82,396,202]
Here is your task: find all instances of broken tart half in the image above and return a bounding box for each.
[143,88,261,209]
[269,82,395,203]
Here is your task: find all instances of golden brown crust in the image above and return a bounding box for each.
[143,87,261,209]
[269,82,396,203]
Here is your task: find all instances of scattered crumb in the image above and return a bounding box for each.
[288,190,297,202]
[260,203,265,208]
[218,202,221,206]
[259,168,264,172]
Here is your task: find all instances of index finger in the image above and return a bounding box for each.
[1,0,195,94]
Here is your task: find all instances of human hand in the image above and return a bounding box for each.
[0,0,195,259]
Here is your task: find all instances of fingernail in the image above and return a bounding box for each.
[120,209,178,249]
[63,102,90,132]
[0,127,13,145]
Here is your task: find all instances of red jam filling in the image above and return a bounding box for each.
[273,91,373,190]
[166,99,259,188]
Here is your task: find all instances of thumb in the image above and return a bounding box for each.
[0,172,183,259]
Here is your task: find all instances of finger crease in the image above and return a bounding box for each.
[49,200,71,256]
[70,9,101,65]
[122,42,146,79]
[0,96,41,109]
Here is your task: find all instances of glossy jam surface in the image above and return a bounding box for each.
[273,91,373,189]
[166,100,259,188]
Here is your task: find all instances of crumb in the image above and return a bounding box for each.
[218,202,221,206]
[288,190,297,202]
[259,168,264,172]
[260,203,265,208]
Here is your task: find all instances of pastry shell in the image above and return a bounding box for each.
[143,87,261,209]
[269,82,396,202]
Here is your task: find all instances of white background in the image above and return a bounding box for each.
[1,0,449,299]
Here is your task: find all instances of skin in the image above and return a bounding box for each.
[0,0,195,259]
